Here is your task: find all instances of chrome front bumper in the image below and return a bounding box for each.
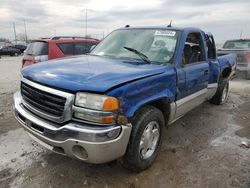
[14,91,132,163]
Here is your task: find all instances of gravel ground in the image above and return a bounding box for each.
[0,56,250,188]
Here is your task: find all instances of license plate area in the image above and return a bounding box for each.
[17,111,45,133]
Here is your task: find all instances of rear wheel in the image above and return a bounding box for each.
[122,106,164,172]
[210,79,229,105]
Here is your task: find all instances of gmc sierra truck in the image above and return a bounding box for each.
[14,27,236,172]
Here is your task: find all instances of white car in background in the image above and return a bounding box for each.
[217,39,250,79]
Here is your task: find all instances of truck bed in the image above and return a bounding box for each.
[217,53,237,72]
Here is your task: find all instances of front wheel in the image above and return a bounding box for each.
[210,79,229,105]
[122,106,164,172]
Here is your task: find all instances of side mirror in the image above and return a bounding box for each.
[90,45,96,52]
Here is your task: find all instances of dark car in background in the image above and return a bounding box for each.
[0,46,21,56]
[217,39,250,79]
[11,44,27,53]
[22,36,100,67]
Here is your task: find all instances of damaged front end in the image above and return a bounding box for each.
[14,78,132,164]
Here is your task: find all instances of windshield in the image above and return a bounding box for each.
[91,29,179,64]
[25,41,48,56]
[223,40,250,49]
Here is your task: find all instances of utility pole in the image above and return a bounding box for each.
[13,22,17,44]
[85,9,88,37]
[23,19,28,43]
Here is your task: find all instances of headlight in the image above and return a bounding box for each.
[75,93,119,111]
[74,92,119,124]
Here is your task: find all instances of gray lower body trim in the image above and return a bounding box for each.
[206,83,218,100]
[174,88,207,121]
[168,83,218,124]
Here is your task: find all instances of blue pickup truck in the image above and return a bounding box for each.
[14,27,236,172]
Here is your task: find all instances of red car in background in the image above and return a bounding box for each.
[22,36,100,67]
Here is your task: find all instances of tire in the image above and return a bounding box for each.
[210,79,229,105]
[122,106,165,172]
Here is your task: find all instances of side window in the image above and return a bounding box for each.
[57,43,74,55]
[25,42,48,56]
[182,32,204,65]
[205,34,216,60]
[74,43,94,55]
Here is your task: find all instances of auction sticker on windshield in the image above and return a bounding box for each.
[154,30,176,36]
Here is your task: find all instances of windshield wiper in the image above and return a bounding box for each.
[123,46,151,64]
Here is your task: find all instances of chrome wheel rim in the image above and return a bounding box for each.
[139,121,160,160]
[222,83,229,102]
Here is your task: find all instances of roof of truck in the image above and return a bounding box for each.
[117,26,203,32]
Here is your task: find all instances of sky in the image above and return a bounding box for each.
[0,0,250,43]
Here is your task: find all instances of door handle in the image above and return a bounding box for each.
[204,70,209,75]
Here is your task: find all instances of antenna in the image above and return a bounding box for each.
[167,20,172,27]
[85,9,88,37]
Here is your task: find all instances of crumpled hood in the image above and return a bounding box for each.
[22,55,166,93]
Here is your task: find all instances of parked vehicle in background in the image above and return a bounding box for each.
[217,39,250,79]
[0,46,21,56]
[11,44,27,53]
[14,27,236,172]
[22,36,100,67]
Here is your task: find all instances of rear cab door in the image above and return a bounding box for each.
[204,33,220,99]
[175,29,209,118]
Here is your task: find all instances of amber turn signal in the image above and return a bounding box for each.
[103,97,119,111]
[101,117,115,124]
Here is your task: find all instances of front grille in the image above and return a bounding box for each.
[21,82,66,117]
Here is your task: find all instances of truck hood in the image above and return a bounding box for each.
[22,55,166,93]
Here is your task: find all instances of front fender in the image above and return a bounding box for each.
[107,67,176,118]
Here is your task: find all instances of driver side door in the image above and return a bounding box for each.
[175,32,209,119]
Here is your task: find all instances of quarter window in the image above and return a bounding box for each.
[57,43,74,55]
[205,34,216,60]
